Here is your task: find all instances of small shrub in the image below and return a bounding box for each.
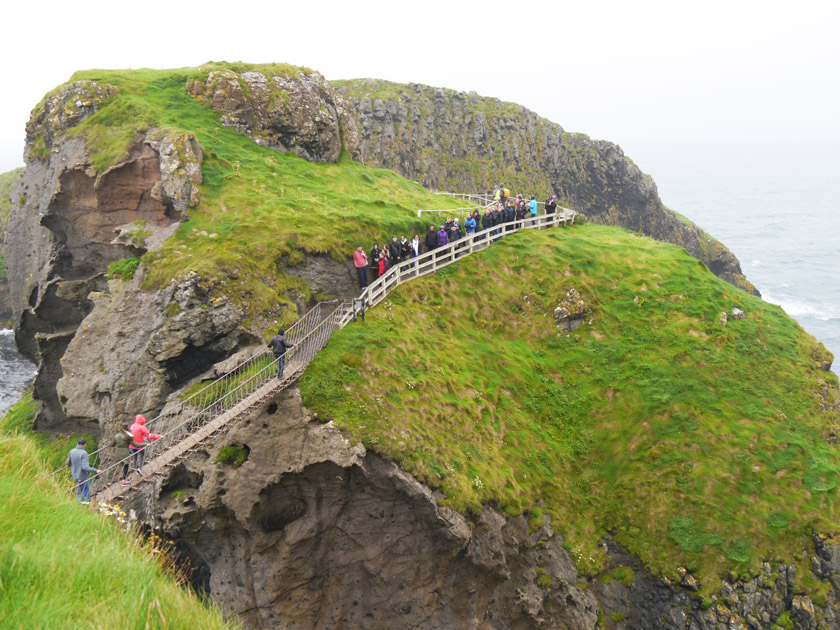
[216,445,249,466]
[610,612,625,621]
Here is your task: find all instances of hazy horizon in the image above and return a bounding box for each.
[2,0,838,175]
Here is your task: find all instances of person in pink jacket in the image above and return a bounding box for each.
[129,414,161,476]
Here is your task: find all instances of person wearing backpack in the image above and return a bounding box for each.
[268,329,295,380]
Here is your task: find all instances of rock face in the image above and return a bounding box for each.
[132,387,599,630]
[124,386,840,630]
[187,68,360,163]
[6,81,207,429]
[335,80,757,296]
[56,270,253,432]
[0,167,24,323]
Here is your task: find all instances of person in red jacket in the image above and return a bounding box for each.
[129,414,161,476]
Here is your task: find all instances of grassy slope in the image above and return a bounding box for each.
[45,65,465,329]
[0,397,236,630]
[300,223,840,596]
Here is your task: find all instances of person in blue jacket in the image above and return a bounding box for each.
[529,195,538,225]
[66,438,101,503]
[464,213,476,235]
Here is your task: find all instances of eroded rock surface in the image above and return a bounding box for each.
[132,388,598,629]
[187,68,360,163]
[57,270,254,431]
[6,81,204,428]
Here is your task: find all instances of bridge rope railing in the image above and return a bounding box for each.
[75,204,576,502]
[72,300,349,498]
[52,300,333,478]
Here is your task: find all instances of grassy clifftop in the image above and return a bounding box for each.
[300,223,839,595]
[29,65,465,326]
[0,397,236,629]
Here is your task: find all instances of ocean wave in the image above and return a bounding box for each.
[763,294,837,321]
[0,329,14,337]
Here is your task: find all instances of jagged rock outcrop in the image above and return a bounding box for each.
[6,81,206,429]
[335,80,758,296]
[131,387,599,630]
[57,269,254,431]
[124,386,840,630]
[187,68,360,163]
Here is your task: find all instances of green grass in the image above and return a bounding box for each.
[300,223,840,595]
[179,354,274,405]
[0,394,98,473]
[107,257,140,281]
[0,396,237,629]
[39,65,465,326]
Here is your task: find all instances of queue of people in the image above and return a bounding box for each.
[354,187,561,288]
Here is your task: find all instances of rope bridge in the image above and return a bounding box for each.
[72,206,576,505]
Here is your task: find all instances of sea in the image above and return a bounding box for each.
[0,142,837,415]
[628,141,839,376]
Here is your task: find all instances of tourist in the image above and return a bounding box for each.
[66,438,101,503]
[450,220,462,242]
[437,225,449,247]
[425,224,438,253]
[464,212,476,235]
[130,414,161,476]
[505,200,515,228]
[369,242,382,279]
[353,245,369,289]
[529,195,538,226]
[388,236,401,262]
[399,235,412,263]
[378,249,388,277]
[411,234,422,259]
[546,195,557,216]
[111,423,142,486]
[493,186,501,205]
[268,329,295,381]
[482,208,493,232]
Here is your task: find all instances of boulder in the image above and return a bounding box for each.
[554,287,590,334]
[732,307,746,320]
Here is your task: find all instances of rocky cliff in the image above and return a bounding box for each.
[7,64,812,630]
[124,386,840,630]
[6,79,223,429]
[0,167,23,324]
[335,79,757,295]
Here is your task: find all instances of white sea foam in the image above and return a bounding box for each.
[0,328,13,337]
[763,294,836,321]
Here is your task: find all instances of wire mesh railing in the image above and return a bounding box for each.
[53,301,332,480]
[72,301,349,498]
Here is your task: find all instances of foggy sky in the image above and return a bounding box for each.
[1,0,838,175]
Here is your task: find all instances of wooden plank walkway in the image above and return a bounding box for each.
[96,379,281,504]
